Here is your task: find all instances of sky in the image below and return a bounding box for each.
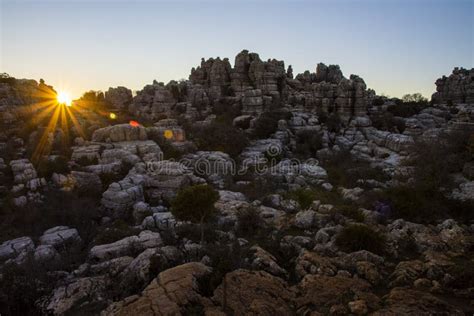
[1,0,473,99]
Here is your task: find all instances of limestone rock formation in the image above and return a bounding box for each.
[105,87,133,110]
[432,67,474,104]
[102,262,212,316]
[92,124,147,142]
[212,269,296,315]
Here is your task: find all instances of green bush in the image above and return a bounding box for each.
[378,185,474,222]
[294,130,323,157]
[252,111,291,139]
[171,184,219,243]
[387,96,429,118]
[322,151,389,188]
[189,122,248,158]
[337,205,365,222]
[409,130,472,191]
[335,224,386,255]
[284,188,342,210]
[284,188,317,209]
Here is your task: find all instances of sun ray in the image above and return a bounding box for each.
[31,104,62,163]
[65,105,86,139]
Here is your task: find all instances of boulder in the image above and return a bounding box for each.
[0,236,35,261]
[212,269,295,315]
[39,226,82,249]
[46,276,108,315]
[92,124,147,142]
[102,262,212,316]
[372,288,463,315]
[294,210,316,229]
[89,231,162,262]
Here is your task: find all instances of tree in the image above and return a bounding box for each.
[171,184,219,243]
[402,93,428,103]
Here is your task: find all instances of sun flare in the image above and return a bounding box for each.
[57,91,72,106]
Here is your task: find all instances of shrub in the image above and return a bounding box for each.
[284,188,342,210]
[236,206,264,237]
[231,175,278,201]
[213,101,242,123]
[252,111,291,139]
[322,151,389,188]
[198,242,246,300]
[294,130,323,157]
[284,188,317,209]
[76,156,99,166]
[337,205,365,222]
[189,122,248,158]
[0,73,16,85]
[94,220,141,245]
[378,185,474,222]
[335,224,386,255]
[446,256,474,289]
[0,257,55,315]
[175,223,218,244]
[325,113,342,133]
[410,130,472,191]
[171,184,219,243]
[147,130,183,160]
[387,96,429,118]
[36,155,70,178]
[0,189,99,244]
[371,112,406,133]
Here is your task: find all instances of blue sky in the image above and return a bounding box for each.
[1,0,473,98]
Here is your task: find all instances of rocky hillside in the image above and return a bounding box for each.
[0,53,473,315]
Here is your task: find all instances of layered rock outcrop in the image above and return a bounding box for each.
[128,50,370,120]
[432,67,474,104]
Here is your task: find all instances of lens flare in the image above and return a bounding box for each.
[57,91,72,106]
[164,129,174,139]
[109,113,117,119]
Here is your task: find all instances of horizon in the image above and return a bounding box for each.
[1,0,473,99]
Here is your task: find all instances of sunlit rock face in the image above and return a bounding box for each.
[432,67,474,104]
[91,124,147,142]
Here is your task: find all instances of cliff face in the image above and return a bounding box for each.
[128,50,370,120]
[432,67,474,104]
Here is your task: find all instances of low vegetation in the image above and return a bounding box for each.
[251,111,291,139]
[335,224,386,255]
[171,184,219,243]
[187,121,248,158]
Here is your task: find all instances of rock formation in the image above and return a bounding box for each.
[432,67,474,104]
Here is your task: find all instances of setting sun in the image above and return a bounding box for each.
[57,91,72,106]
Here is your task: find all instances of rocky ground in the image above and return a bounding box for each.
[0,55,473,315]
